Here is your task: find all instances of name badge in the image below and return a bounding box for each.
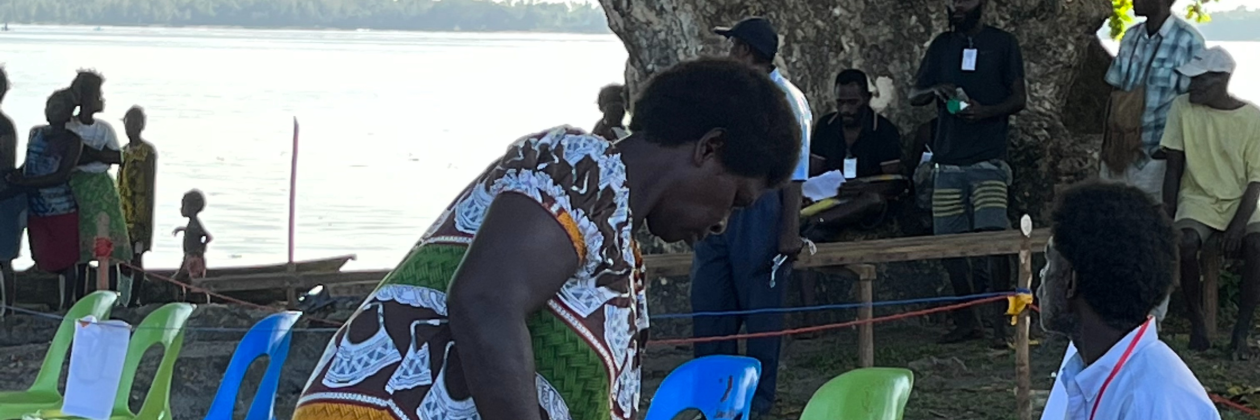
[844,157,858,179]
[920,151,934,166]
[962,48,978,72]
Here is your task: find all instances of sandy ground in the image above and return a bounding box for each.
[2,305,1258,420]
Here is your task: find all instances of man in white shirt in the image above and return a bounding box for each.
[691,16,811,416]
[1037,182,1219,420]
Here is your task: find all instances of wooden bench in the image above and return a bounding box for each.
[194,229,1052,297]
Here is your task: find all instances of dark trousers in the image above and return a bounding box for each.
[690,190,786,414]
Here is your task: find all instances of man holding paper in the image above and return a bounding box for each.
[909,0,1027,344]
[802,69,907,241]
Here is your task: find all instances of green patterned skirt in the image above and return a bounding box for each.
[70,171,135,298]
[294,244,621,420]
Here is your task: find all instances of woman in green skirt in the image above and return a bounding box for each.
[67,71,133,301]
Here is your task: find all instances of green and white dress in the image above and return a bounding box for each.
[295,127,648,420]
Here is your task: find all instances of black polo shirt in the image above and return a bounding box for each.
[810,110,902,178]
[913,25,1024,166]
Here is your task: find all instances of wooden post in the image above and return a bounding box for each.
[1016,215,1033,420]
[95,213,111,292]
[849,264,877,368]
[1202,244,1221,341]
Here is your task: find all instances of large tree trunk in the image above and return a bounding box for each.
[601,0,1115,336]
[599,0,1112,224]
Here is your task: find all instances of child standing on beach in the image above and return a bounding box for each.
[173,190,210,281]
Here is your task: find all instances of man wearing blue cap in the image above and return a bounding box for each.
[692,16,812,416]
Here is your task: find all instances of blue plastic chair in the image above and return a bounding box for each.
[645,356,762,420]
[203,311,303,420]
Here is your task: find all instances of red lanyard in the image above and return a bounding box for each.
[1088,317,1153,420]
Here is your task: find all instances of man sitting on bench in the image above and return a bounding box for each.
[1161,47,1260,359]
[803,69,906,241]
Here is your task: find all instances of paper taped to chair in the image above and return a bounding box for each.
[62,316,131,420]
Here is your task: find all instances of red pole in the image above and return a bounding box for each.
[288,118,299,265]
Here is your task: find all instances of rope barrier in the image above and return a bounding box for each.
[647,295,1010,346]
[1211,393,1260,418]
[651,291,1015,320]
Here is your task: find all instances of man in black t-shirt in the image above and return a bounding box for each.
[805,69,904,235]
[811,69,902,178]
[910,0,1027,344]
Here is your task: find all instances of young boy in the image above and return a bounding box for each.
[118,106,156,306]
[173,190,211,281]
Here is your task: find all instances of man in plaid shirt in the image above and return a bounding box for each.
[1100,0,1204,201]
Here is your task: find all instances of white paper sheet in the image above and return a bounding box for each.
[62,316,131,420]
[803,170,846,202]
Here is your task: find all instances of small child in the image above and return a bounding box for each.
[172,190,211,281]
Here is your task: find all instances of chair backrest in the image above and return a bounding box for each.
[29,291,120,394]
[644,356,761,420]
[799,368,915,420]
[113,303,195,420]
[204,311,303,420]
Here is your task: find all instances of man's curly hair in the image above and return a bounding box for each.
[1051,182,1176,330]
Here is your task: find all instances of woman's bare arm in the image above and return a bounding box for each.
[447,192,580,420]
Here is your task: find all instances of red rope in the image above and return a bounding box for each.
[647,295,1009,346]
[114,259,345,327]
[1211,393,1260,418]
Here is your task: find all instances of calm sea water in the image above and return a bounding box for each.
[0,26,1256,271]
[0,25,628,270]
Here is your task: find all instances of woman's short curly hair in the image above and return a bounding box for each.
[629,57,800,187]
[1051,181,1176,330]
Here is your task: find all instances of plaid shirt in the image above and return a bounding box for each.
[1105,17,1204,163]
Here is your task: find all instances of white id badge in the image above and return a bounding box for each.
[920,151,934,165]
[844,157,858,179]
[962,48,978,72]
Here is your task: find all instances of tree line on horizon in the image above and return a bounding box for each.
[0,0,611,33]
[0,0,1257,40]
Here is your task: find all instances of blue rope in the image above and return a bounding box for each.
[649,291,1016,320]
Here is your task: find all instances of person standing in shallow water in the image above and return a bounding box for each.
[1038,182,1219,420]
[293,58,801,420]
[66,70,133,299]
[117,106,157,305]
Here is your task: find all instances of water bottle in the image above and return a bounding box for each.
[947,87,971,114]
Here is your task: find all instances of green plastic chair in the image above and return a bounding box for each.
[34,302,195,420]
[799,368,915,420]
[0,291,120,420]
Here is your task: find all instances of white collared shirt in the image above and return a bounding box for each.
[1041,323,1220,420]
[768,68,813,182]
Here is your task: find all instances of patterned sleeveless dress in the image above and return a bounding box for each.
[294,127,648,420]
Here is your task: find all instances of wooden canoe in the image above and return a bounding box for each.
[14,254,357,306]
